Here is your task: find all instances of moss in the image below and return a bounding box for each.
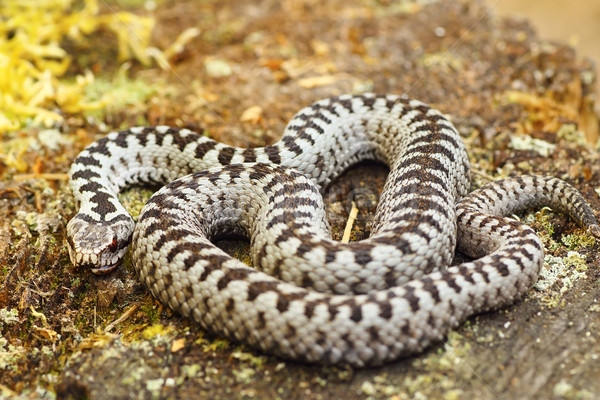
[0,0,158,132]
[204,338,233,352]
[534,252,590,307]
[358,332,477,399]
[0,308,19,330]
[556,124,588,147]
[138,303,162,325]
[0,337,25,371]
[83,68,166,127]
[523,208,559,251]
[140,323,175,340]
[119,187,156,221]
[231,349,266,368]
[509,134,556,157]
[561,231,597,250]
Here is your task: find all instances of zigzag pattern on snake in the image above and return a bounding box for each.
[67,93,600,366]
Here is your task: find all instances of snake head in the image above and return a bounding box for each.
[589,224,600,239]
[66,214,134,274]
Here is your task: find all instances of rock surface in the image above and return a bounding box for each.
[1,0,599,399]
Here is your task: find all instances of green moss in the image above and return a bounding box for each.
[231,348,266,368]
[204,338,232,352]
[84,68,166,128]
[140,323,174,340]
[534,252,589,307]
[556,124,587,147]
[561,231,597,251]
[523,208,559,251]
[358,331,476,399]
[139,303,162,325]
[509,134,556,157]
[0,308,19,330]
[119,187,156,221]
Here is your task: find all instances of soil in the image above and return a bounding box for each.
[1,0,600,399]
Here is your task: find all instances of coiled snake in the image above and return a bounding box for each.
[67,93,600,366]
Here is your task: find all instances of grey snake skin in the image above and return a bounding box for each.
[67,93,600,366]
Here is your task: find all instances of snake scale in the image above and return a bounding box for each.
[67,93,600,366]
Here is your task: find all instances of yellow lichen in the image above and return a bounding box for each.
[534,252,589,307]
[0,0,157,132]
[140,323,174,340]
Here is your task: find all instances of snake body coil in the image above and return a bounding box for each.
[67,94,599,366]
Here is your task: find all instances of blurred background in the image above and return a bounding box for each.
[493,0,600,85]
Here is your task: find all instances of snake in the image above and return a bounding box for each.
[67,93,600,366]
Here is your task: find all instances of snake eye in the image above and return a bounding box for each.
[108,237,118,251]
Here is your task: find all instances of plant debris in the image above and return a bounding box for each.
[1,0,600,398]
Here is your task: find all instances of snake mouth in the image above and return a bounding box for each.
[90,263,119,275]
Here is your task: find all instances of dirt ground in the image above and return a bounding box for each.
[493,0,600,87]
[1,0,600,399]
